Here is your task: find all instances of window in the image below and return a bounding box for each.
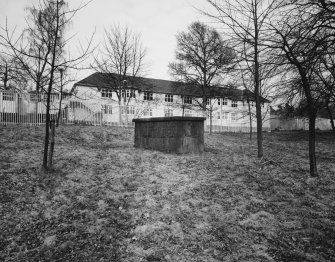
[164,108,173,117]
[222,112,229,120]
[183,96,193,104]
[127,106,135,115]
[122,89,135,98]
[30,93,40,102]
[184,109,192,117]
[231,113,238,121]
[3,92,15,101]
[232,100,238,108]
[29,93,58,102]
[207,99,211,105]
[165,94,173,103]
[218,98,228,106]
[143,108,152,117]
[102,105,112,114]
[50,94,59,102]
[216,112,220,119]
[223,98,228,106]
[144,92,153,101]
[101,88,113,98]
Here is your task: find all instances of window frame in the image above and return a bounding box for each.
[222,112,229,120]
[30,93,40,102]
[143,91,153,101]
[101,88,113,98]
[183,96,193,104]
[218,98,228,106]
[122,89,136,98]
[231,112,238,121]
[143,108,153,117]
[165,94,173,103]
[164,108,173,117]
[102,104,113,114]
[127,106,135,115]
[2,92,15,101]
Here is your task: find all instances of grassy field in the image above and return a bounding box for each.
[0,125,334,262]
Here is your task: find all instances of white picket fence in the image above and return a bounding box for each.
[204,125,259,133]
[0,91,57,125]
[0,90,135,127]
[271,116,334,131]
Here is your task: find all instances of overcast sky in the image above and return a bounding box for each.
[0,0,211,84]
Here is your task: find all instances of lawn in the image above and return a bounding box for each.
[0,125,334,262]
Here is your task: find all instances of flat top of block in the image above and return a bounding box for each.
[132,116,206,122]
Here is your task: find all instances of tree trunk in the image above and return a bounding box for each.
[253,1,263,158]
[308,109,318,177]
[4,63,8,89]
[299,68,318,177]
[42,96,51,170]
[202,97,209,133]
[255,100,263,158]
[48,119,56,169]
[248,99,252,140]
[118,99,122,126]
[209,110,213,134]
[43,0,60,170]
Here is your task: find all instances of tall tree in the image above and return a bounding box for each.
[169,21,235,133]
[93,25,147,125]
[267,0,335,176]
[1,0,93,170]
[203,0,280,157]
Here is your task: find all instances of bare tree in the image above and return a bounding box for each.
[266,0,335,177]
[169,21,235,133]
[93,25,147,125]
[0,55,27,90]
[203,0,280,157]
[1,0,94,170]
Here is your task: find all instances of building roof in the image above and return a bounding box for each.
[74,72,270,103]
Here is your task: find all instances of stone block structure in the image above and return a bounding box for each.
[133,116,205,153]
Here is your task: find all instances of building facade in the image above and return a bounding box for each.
[72,73,271,132]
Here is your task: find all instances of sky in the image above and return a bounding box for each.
[0,0,211,86]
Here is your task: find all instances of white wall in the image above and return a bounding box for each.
[73,85,271,131]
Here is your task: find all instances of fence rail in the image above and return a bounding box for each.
[204,125,267,133]
[270,116,333,131]
[0,91,137,127]
[0,90,66,125]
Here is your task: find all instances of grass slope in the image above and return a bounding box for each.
[0,125,334,261]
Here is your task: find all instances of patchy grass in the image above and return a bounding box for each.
[0,125,334,262]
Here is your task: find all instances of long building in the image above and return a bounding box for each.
[72,73,271,132]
